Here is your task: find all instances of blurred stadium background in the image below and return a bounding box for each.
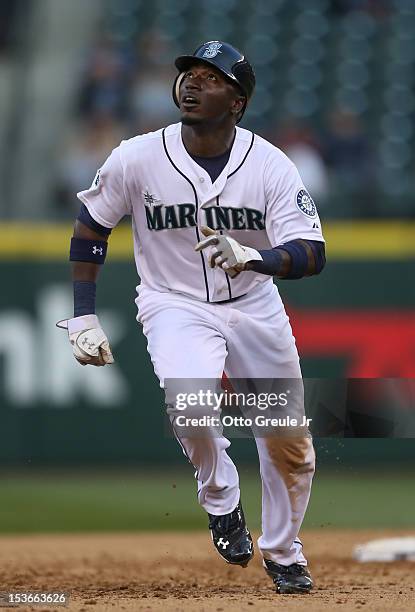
[0,0,414,535]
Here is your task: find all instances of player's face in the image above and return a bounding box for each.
[179,63,245,126]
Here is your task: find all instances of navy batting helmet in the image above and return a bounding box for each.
[172,41,255,122]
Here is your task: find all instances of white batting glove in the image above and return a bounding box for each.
[56,314,114,366]
[195,226,263,278]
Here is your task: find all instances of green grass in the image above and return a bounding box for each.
[0,468,414,533]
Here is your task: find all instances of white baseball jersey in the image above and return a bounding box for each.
[78,122,324,302]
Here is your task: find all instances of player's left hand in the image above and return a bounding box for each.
[195,226,262,277]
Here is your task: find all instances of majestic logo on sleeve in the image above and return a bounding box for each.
[202,42,223,58]
[296,189,317,218]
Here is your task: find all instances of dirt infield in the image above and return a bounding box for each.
[0,530,414,611]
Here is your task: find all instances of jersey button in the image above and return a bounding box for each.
[199,177,205,183]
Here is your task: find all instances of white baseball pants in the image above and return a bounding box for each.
[137,280,315,566]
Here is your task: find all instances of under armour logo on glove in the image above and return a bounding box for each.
[217,538,230,549]
[81,337,96,351]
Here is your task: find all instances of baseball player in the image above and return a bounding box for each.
[59,41,325,595]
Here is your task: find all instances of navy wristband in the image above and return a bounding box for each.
[70,237,108,264]
[308,240,326,274]
[249,249,284,276]
[73,281,96,317]
[278,241,309,279]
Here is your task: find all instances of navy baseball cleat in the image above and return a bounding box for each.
[264,559,313,594]
[208,501,254,567]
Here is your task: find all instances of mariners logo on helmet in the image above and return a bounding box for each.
[202,42,223,59]
[296,189,317,218]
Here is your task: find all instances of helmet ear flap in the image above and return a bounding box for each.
[172,72,186,107]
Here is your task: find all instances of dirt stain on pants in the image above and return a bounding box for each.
[265,435,315,520]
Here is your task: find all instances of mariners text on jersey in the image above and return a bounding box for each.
[145,203,265,232]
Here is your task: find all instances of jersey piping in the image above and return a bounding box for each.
[227,132,255,178]
[162,128,210,302]
[216,195,232,301]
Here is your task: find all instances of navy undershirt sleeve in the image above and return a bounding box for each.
[250,240,326,278]
[73,280,96,317]
[77,204,112,236]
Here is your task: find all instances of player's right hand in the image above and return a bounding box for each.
[56,314,114,366]
[195,226,262,278]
